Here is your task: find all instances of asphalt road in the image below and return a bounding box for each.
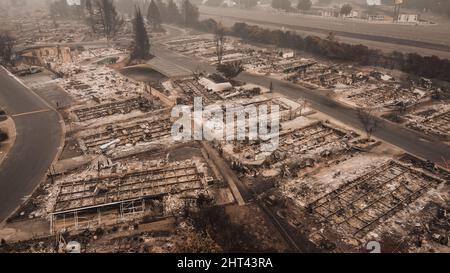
[200,6,450,47]
[153,34,450,165]
[0,67,62,222]
[199,6,450,59]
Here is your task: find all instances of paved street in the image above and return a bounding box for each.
[0,67,62,222]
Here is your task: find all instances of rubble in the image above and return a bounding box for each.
[71,96,160,123]
[406,107,450,141]
[43,154,221,234]
[308,160,444,238]
[3,8,449,254]
[164,33,440,116]
[219,120,360,176]
[66,106,172,155]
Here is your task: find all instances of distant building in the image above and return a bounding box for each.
[368,14,385,21]
[366,0,381,6]
[397,14,419,23]
[281,50,294,59]
[198,77,233,92]
[222,0,237,7]
[66,0,81,6]
[319,9,338,17]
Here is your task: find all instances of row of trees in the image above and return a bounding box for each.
[145,0,182,28]
[48,0,149,60]
[47,0,199,61]
[131,7,151,60]
[188,15,450,82]
[48,0,125,40]
[271,0,353,16]
[271,0,293,12]
[147,0,163,30]
[78,0,199,39]
[84,0,124,40]
[132,0,200,60]
[141,0,199,27]
[239,0,259,9]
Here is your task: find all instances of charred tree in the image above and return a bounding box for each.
[214,24,226,65]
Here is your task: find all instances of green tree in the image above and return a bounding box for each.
[205,0,222,7]
[49,0,70,19]
[166,0,181,23]
[271,0,280,9]
[131,7,151,60]
[272,0,291,11]
[97,0,124,40]
[147,0,162,30]
[340,3,352,16]
[181,0,199,26]
[239,0,258,9]
[155,0,168,22]
[297,0,311,12]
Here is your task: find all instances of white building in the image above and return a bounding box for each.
[397,14,419,23]
[366,0,381,6]
[320,9,337,17]
[66,0,81,5]
[368,14,385,21]
[198,77,233,92]
[281,50,294,59]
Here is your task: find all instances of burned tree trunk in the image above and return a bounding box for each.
[357,107,380,141]
[215,24,225,65]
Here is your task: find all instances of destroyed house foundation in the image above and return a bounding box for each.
[308,160,444,238]
[50,161,208,233]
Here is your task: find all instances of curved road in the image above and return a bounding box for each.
[0,67,62,222]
